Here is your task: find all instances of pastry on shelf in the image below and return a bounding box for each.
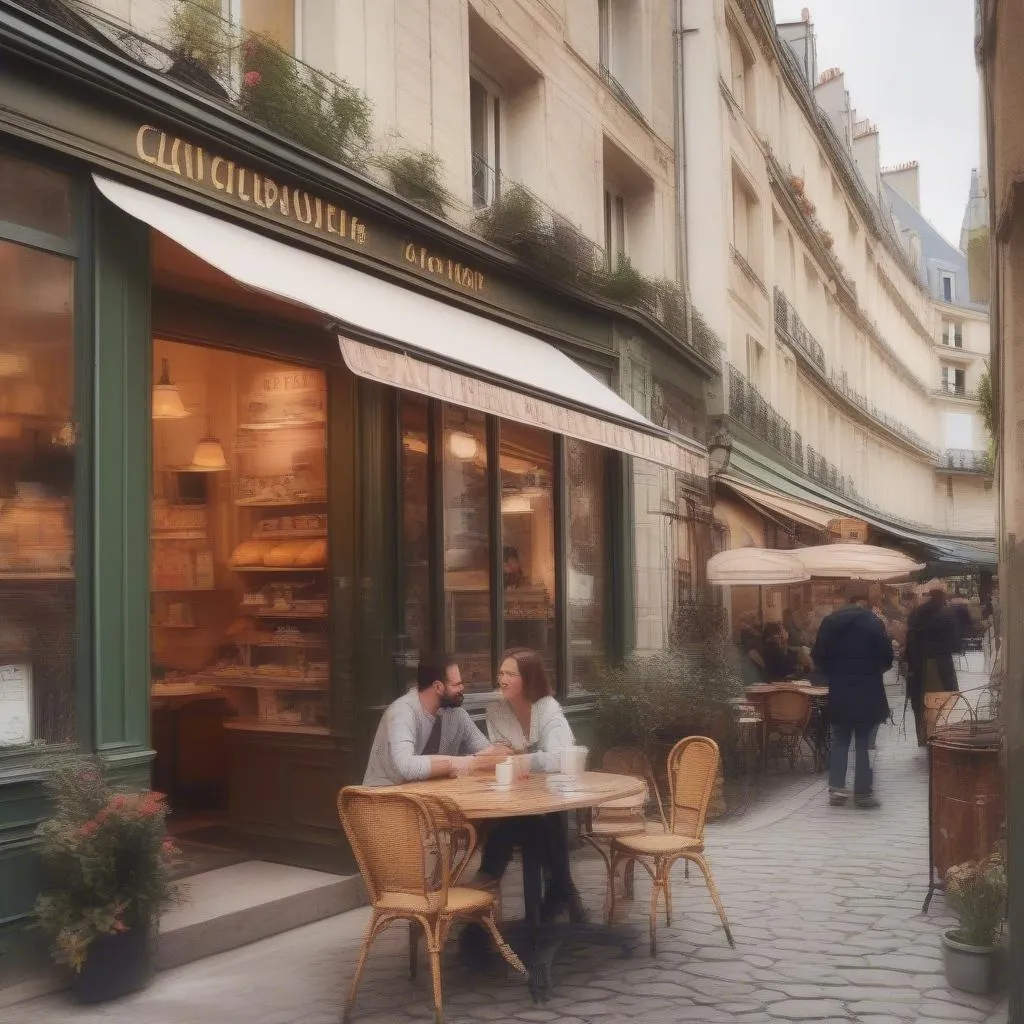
[230,539,277,567]
[263,540,310,567]
[294,538,327,567]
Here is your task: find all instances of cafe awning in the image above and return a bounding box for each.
[94,175,706,478]
[720,477,837,531]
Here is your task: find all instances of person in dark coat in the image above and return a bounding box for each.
[812,581,894,809]
[905,582,961,746]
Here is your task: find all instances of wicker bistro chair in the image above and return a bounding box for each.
[606,736,735,955]
[338,787,526,1024]
[763,689,813,770]
[579,746,667,906]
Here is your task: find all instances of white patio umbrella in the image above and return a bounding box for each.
[793,543,924,581]
[707,548,811,586]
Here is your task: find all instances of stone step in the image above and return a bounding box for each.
[157,860,365,971]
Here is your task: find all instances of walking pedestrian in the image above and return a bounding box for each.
[812,581,894,809]
[905,580,961,746]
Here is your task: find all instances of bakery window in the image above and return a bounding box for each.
[566,439,608,694]
[500,422,556,684]
[150,340,330,746]
[442,406,491,690]
[0,158,77,750]
[398,394,430,689]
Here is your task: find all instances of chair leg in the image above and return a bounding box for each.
[684,861,690,880]
[606,852,621,925]
[648,860,666,955]
[408,921,418,979]
[624,859,635,899]
[478,911,527,974]
[426,925,445,1024]
[690,854,735,948]
[344,913,382,1023]
[664,876,672,926]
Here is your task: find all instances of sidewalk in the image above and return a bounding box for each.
[7,668,1006,1024]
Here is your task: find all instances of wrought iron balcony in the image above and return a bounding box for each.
[936,449,992,474]
[773,288,827,373]
[933,381,979,401]
[725,364,804,472]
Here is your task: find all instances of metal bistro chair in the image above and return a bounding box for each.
[578,746,667,909]
[338,787,526,1024]
[763,689,813,771]
[606,736,735,955]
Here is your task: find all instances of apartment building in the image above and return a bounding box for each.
[682,0,994,567]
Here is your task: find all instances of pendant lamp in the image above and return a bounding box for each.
[189,435,229,472]
[152,358,189,420]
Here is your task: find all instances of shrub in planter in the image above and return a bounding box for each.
[378,149,450,216]
[599,253,657,312]
[942,855,1007,994]
[475,184,548,259]
[166,0,231,98]
[239,35,372,169]
[33,757,181,1003]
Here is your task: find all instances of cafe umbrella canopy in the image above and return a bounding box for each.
[793,543,925,582]
[706,548,810,624]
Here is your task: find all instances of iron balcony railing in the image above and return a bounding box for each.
[937,449,992,474]
[933,381,979,401]
[730,245,769,297]
[773,289,937,457]
[597,64,650,127]
[726,364,804,472]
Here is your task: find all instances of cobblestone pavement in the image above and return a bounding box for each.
[7,672,1007,1024]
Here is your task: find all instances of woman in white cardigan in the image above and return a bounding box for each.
[478,648,585,922]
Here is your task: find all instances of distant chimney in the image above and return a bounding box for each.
[881,160,921,212]
[802,7,811,22]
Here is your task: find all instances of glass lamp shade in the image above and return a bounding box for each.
[448,430,478,460]
[152,384,189,420]
[0,353,30,378]
[189,437,228,472]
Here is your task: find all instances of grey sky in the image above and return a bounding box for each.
[772,0,979,248]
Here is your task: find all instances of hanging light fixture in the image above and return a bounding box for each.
[0,353,30,378]
[152,358,189,420]
[189,434,229,472]
[448,430,478,461]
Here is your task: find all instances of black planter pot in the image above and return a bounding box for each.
[71,923,155,1004]
[166,56,229,102]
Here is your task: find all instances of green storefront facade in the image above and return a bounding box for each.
[0,1,715,961]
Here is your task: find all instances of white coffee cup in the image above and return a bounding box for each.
[559,745,588,776]
[495,758,514,787]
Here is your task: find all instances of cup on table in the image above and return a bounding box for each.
[494,758,514,788]
[559,745,588,776]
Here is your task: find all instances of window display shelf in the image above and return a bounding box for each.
[200,673,328,690]
[232,636,328,649]
[230,565,326,573]
[255,608,328,620]
[224,720,329,736]
[151,530,207,541]
[250,530,327,540]
[0,571,74,581]
[235,498,327,508]
[152,584,218,593]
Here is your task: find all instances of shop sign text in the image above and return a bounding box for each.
[403,242,485,293]
[136,125,366,246]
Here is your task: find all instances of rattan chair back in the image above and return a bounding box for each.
[764,689,812,735]
[338,787,476,911]
[600,745,665,824]
[666,736,720,841]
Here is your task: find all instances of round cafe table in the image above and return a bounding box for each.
[393,770,645,1001]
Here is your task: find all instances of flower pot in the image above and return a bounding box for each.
[71,922,155,1004]
[941,928,1004,995]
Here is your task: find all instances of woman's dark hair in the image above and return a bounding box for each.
[501,647,554,703]
[762,621,786,642]
[416,652,459,691]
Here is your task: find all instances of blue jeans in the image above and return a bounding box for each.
[829,721,874,796]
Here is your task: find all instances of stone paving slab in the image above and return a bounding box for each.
[5,670,1007,1024]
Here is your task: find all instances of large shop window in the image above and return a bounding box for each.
[399,396,611,696]
[151,341,330,740]
[0,155,76,750]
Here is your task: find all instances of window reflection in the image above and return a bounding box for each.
[566,440,607,694]
[500,423,556,684]
[0,239,76,747]
[443,408,491,690]
[0,153,72,239]
[399,396,430,687]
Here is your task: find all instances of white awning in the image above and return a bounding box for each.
[706,548,811,586]
[721,477,837,530]
[793,544,925,581]
[93,175,706,477]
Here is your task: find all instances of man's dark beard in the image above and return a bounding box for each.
[439,691,464,709]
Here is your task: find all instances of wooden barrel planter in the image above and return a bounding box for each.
[929,725,1004,883]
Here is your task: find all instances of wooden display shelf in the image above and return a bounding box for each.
[199,673,328,690]
[235,497,327,508]
[152,585,217,593]
[153,622,202,629]
[249,530,326,540]
[230,565,326,573]
[151,529,207,540]
[233,636,328,649]
[238,420,325,431]
[254,608,328,619]
[224,720,329,736]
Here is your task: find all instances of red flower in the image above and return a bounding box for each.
[243,71,262,88]
[111,918,128,933]
[79,821,98,839]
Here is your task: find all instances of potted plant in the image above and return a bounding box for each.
[942,855,1007,994]
[33,758,181,1004]
[166,0,231,99]
[378,149,450,216]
